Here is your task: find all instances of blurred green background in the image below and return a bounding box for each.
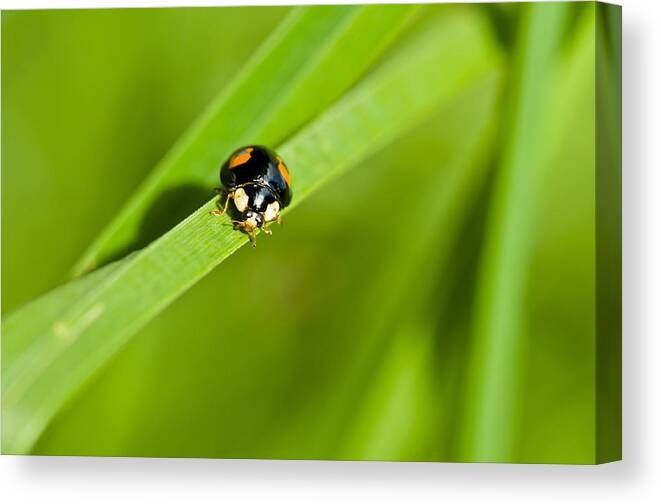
[2,2,620,463]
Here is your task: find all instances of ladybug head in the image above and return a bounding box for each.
[232,210,263,247]
[232,185,280,224]
[243,210,264,229]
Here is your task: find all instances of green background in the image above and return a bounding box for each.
[2,2,620,463]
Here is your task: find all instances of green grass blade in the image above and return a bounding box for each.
[332,77,502,460]
[2,261,124,363]
[2,9,501,454]
[457,3,579,461]
[72,4,419,276]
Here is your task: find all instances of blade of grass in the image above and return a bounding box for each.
[333,76,502,460]
[457,3,575,462]
[2,261,124,363]
[2,9,501,454]
[72,4,419,275]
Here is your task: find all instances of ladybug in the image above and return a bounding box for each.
[211,145,292,246]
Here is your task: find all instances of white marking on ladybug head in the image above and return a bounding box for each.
[264,201,280,222]
[244,211,263,230]
[233,187,249,212]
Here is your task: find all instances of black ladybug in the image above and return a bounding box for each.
[211,145,292,246]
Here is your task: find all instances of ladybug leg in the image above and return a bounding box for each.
[262,224,273,236]
[210,190,232,216]
[231,220,259,247]
[247,227,258,247]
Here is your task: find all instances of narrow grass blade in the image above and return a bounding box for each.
[457,3,583,462]
[2,9,501,453]
[333,76,502,460]
[72,4,419,276]
[2,261,124,365]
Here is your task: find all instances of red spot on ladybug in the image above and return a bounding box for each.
[276,156,291,187]
[229,147,254,169]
